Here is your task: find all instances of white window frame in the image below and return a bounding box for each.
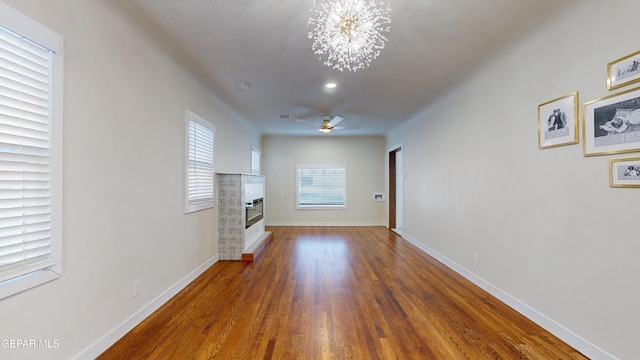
[185,110,216,213]
[0,3,64,300]
[296,164,347,209]
[250,146,261,175]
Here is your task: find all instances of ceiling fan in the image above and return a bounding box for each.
[318,115,344,133]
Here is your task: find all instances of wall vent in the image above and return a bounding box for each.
[278,114,291,119]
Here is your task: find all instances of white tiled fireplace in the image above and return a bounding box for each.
[217,173,266,260]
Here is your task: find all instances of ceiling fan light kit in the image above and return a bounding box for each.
[318,115,345,133]
[307,0,391,72]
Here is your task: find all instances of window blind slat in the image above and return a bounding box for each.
[0,213,51,230]
[0,236,51,258]
[0,103,49,124]
[0,228,50,247]
[0,202,50,217]
[0,221,50,240]
[0,115,49,134]
[0,29,49,67]
[0,94,49,117]
[0,133,49,149]
[0,143,50,157]
[0,164,50,177]
[0,151,50,165]
[0,44,49,91]
[0,197,49,211]
[0,190,49,202]
[0,65,49,93]
[0,122,49,142]
[0,81,48,109]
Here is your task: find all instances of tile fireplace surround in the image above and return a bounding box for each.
[217,173,266,260]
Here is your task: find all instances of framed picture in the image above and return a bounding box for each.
[607,50,640,90]
[610,157,640,188]
[538,92,579,149]
[583,86,640,156]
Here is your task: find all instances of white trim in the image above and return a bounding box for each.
[0,270,59,300]
[387,142,403,153]
[50,23,64,277]
[0,1,63,54]
[400,232,619,360]
[73,255,220,360]
[266,221,385,227]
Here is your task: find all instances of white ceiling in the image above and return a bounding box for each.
[113,0,573,136]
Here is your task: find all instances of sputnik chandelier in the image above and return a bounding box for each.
[307,0,391,72]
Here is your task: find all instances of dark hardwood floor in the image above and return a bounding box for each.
[99,226,587,359]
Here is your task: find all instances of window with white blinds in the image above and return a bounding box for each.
[250,146,260,175]
[0,4,63,300]
[185,110,215,213]
[296,165,347,209]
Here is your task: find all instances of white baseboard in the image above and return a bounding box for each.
[73,254,220,360]
[400,233,617,360]
[265,221,385,227]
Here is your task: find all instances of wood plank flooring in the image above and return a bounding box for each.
[98,226,588,359]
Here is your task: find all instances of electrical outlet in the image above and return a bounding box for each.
[473,253,479,265]
[132,281,141,298]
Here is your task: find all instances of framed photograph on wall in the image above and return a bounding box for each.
[607,50,640,90]
[610,157,640,188]
[583,86,640,156]
[538,92,579,149]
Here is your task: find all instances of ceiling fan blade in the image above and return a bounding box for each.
[332,125,359,130]
[328,116,344,127]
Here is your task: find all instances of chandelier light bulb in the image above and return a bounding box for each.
[308,0,391,72]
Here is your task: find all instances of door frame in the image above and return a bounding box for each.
[388,144,402,230]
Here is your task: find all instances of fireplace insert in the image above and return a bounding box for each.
[245,198,263,229]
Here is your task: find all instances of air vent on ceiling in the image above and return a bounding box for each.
[278,114,292,119]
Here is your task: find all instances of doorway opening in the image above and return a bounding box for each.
[388,146,403,234]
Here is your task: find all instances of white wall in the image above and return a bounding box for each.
[2,0,635,359]
[0,1,260,359]
[263,136,386,226]
[386,1,639,359]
